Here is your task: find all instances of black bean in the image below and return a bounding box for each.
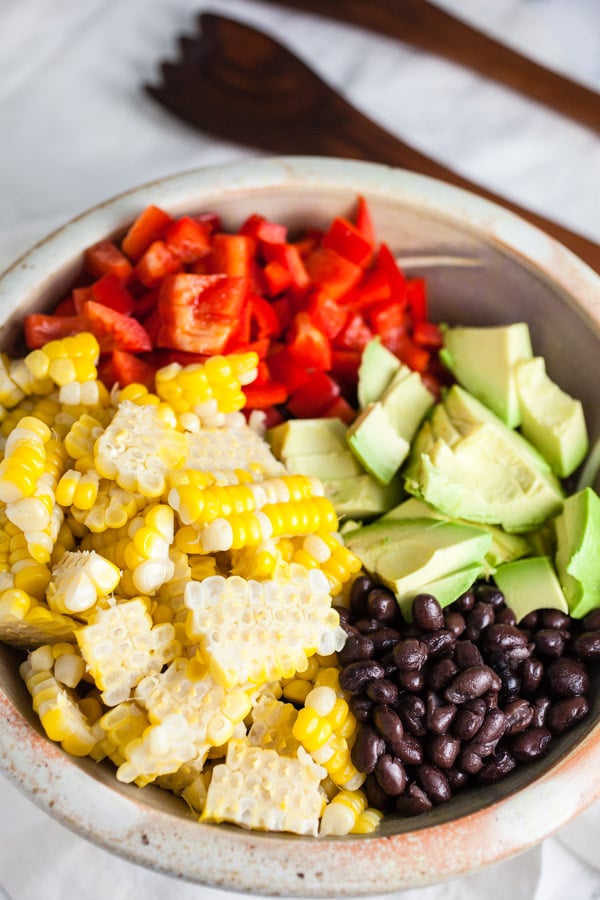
[546,696,589,734]
[349,695,372,724]
[367,588,399,624]
[495,607,517,627]
[393,638,428,671]
[349,574,377,618]
[454,640,483,670]
[455,589,476,613]
[412,593,445,631]
[337,634,375,666]
[583,609,600,631]
[339,659,385,694]
[444,665,501,704]
[534,629,568,658]
[392,732,424,766]
[466,707,506,757]
[510,726,552,762]
[355,617,383,635]
[503,698,534,736]
[371,627,402,655]
[452,700,486,740]
[425,692,457,735]
[426,657,459,691]
[396,695,426,736]
[444,610,466,637]
[571,631,600,660]
[519,611,540,630]
[375,754,407,796]
[417,763,452,804]
[372,704,404,751]
[396,783,432,816]
[365,773,394,813]
[367,678,399,706]
[520,658,544,696]
[546,658,590,699]
[351,725,385,773]
[397,668,426,693]
[474,583,505,607]
[458,748,483,774]
[421,629,457,658]
[476,746,516,784]
[530,696,551,728]
[541,609,572,631]
[427,733,461,769]
[333,604,351,623]
[465,602,496,641]
[446,767,470,792]
[482,624,528,653]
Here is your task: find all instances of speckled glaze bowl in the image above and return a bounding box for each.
[1,157,600,896]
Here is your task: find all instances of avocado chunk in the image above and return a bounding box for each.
[380,369,434,444]
[406,386,564,532]
[267,417,348,458]
[493,556,568,623]
[515,357,588,478]
[325,474,404,520]
[284,451,364,480]
[347,402,410,485]
[554,487,600,618]
[344,517,492,617]
[357,337,401,409]
[440,323,532,426]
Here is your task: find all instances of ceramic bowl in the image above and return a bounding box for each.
[1,156,600,897]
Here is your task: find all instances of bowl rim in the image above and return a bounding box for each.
[2,155,600,896]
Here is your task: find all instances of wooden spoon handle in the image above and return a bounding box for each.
[264,0,600,134]
[323,92,600,272]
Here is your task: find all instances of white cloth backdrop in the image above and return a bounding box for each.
[1,1,599,897]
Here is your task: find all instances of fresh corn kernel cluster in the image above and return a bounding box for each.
[0,334,376,837]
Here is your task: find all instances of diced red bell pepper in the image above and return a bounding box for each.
[376,243,407,302]
[341,267,391,311]
[210,234,255,277]
[406,277,428,324]
[330,349,361,401]
[249,295,281,340]
[262,259,293,297]
[286,312,332,371]
[82,300,153,353]
[266,346,311,395]
[134,240,182,288]
[303,246,363,301]
[23,314,90,349]
[322,216,374,268]
[243,381,289,410]
[84,240,133,282]
[355,195,375,247]
[90,273,135,315]
[240,213,287,245]
[366,298,407,343]
[321,394,356,424]
[261,242,310,296]
[225,298,252,351]
[392,334,431,373]
[164,216,212,264]
[72,287,95,314]
[53,296,77,316]
[121,204,174,262]
[157,273,249,355]
[333,313,374,353]
[287,370,341,418]
[100,349,157,390]
[305,290,347,340]
[413,320,443,349]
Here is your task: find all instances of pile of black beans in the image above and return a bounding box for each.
[336,576,600,816]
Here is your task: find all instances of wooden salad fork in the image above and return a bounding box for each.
[145,13,600,274]
[262,0,600,135]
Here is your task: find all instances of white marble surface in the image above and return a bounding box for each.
[0,1,600,898]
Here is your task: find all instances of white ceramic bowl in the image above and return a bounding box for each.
[2,156,600,896]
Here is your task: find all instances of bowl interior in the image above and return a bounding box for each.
[1,157,600,895]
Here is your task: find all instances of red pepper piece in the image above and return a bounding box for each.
[134,240,182,288]
[164,216,212,264]
[366,299,407,343]
[287,370,341,418]
[330,349,361,401]
[321,394,356,424]
[23,314,90,350]
[261,242,310,296]
[341,268,392,311]
[249,295,281,340]
[286,312,332,371]
[406,277,428,324]
[391,334,431,373]
[306,290,348,340]
[266,346,311,395]
[100,349,156,390]
[322,216,374,268]
[72,287,95,315]
[157,273,249,355]
[84,240,133,282]
[377,243,407,303]
[82,300,153,353]
[413,320,443,349]
[52,296,77,316]
[90,273,135,315]
[240,213,287,245]
[263,259,293,297]
[333,313,374,353]
[355,195,375,246]
[303,246,363,301]
[121,204,173,262]
[210,234,256,277]
[243,381,289,410]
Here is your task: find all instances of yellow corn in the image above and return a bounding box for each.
[46,549,121,615]
[0,353,27,408]
[247,694,300,756]
[320,789,367,836]
[0,415,51,503]
[63,412,105,463]
[201,738,326,836]
[155,353,258,424]
[25,333,99,385]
